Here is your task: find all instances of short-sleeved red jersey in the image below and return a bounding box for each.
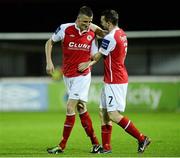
[52,23,98,77]
[99,27,128,84]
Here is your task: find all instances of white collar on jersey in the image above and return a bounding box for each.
[75,23,90,35]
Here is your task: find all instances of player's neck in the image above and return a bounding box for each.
[75,22,88,34]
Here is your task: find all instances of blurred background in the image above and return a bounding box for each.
[0,0,179,112]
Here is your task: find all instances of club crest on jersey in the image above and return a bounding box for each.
[70,34,75,37]
[101,39,110,50]
[87,35,93,41]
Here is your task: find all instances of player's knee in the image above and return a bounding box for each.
[77,102,87,113]
[108,111,122,123]
[67,105,75,114]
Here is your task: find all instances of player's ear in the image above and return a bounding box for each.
[107,22,111,26]
[76,16,80,21]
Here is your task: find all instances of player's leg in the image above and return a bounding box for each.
[59,99,77,149]
[47,76,78,154]
[105,84,150,152]
[105,83,151,153]
[100,108,112,153]
[108,110,146,142]
[71,73,101,152]
[47,99,77,154]
[117,113,151,153]
[106,83,144,142]
[58,76,79,151]
[108,111,151,153]
[91,86,112,154]
[77,102,100,150]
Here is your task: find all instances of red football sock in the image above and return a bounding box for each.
[101,125,112,151]
[59,114,75,150]
[118,116,145,142]
[79,111,99,145]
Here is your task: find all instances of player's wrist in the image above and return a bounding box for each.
[89,60,96,66]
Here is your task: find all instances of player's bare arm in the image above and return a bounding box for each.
[90,23,107,38]
[78,52,102,72]
[45,38,55,75]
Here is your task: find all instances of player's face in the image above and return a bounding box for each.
[77,14,93,31]
[100,16,109,30]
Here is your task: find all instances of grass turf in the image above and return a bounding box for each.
[0,110,180,157]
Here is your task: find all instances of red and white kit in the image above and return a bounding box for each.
[99,27,128,112]
[51,23,98,102]
[52,23,98,77]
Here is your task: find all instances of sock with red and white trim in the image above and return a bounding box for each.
[79,111,99,145]
[101,124,112,151]
[118,116,145,142]
[59,114,75,150]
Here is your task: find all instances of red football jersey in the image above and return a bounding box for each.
[52,23,98,77]
[99,27,128,84]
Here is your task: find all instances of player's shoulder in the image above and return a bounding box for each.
[60,23,75,28]
[103,32,114,42]
[112,28,127,40]
[59,23,75,30]
[117,28,127,36]
[55,23,75,33]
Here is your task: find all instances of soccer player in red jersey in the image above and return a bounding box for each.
[78,9,151,153]
[45,6,104,154]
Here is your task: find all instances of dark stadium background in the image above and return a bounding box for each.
[0,0,180,77]
[1,0,180,32]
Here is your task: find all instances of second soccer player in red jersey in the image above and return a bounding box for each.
[78,9,151,154]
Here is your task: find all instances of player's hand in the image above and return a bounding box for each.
[78,62,90,72]
[46,62,55,75]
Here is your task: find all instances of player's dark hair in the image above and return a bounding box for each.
[78,6,93,17]
[101,9,119,25]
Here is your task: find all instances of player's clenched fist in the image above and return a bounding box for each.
[46,62,54,75]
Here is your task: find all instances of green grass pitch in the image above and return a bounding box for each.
[0,109,180,157]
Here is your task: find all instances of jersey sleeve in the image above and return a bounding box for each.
[51,24,64,42]
[99,34,116,56]
[90,38,98,56]
[51,23,74,42]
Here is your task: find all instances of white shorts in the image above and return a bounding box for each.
[100,83,128,112]
[63,73,91,102]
